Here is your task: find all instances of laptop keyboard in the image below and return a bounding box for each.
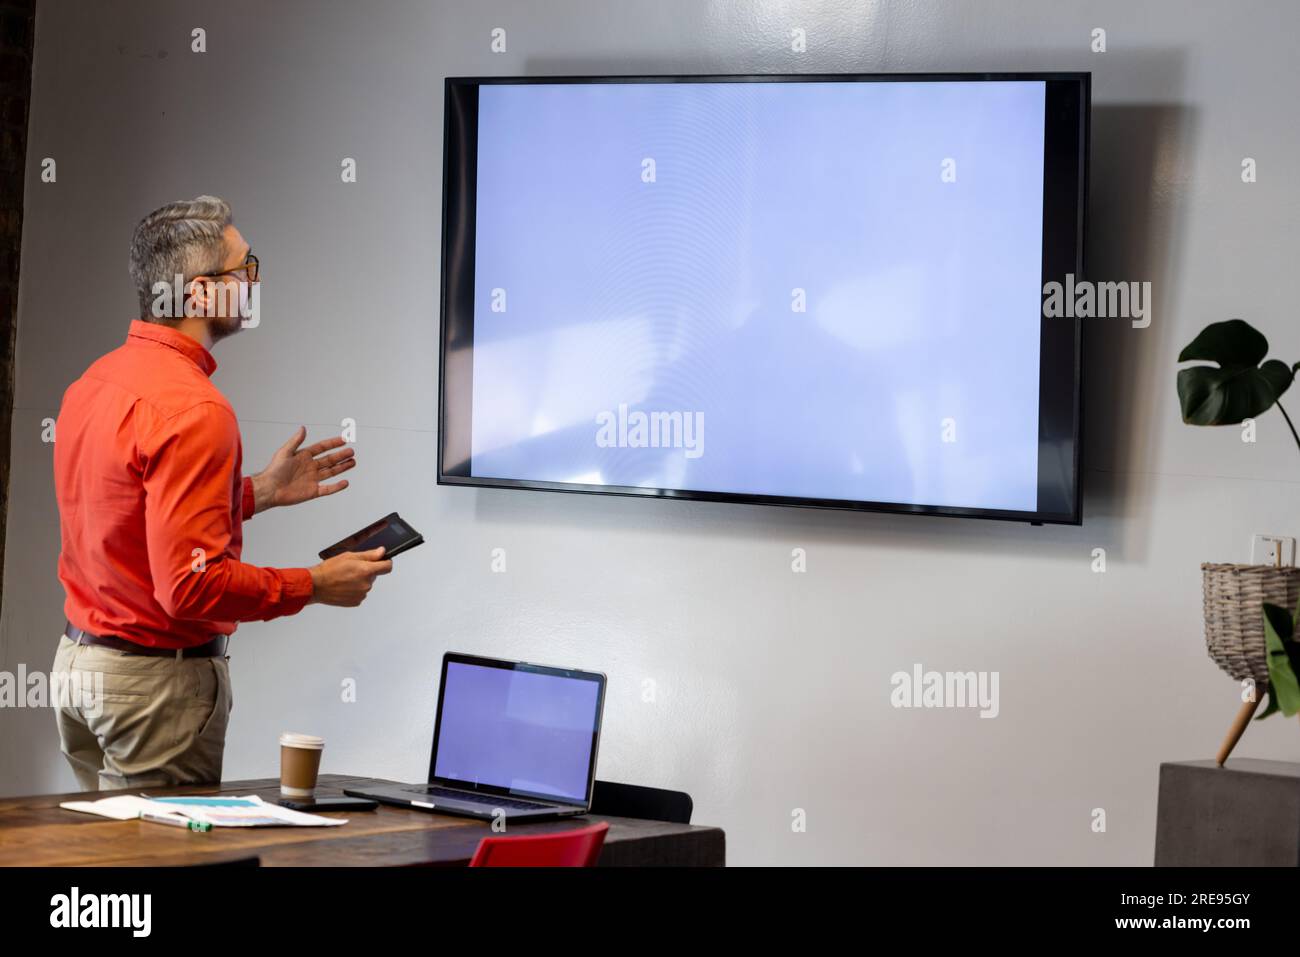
[403,785,555,811]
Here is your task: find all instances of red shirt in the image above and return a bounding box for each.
[53,320,314,648]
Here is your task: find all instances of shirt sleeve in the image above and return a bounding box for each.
[140,402,314,622]
[241,475,257,519]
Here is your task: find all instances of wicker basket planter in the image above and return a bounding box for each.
[1201,562,1300,683]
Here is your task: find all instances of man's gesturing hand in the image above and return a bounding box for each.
[252,426,356,513]
[308,547,392,607]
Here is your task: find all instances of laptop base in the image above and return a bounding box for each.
[343,784,585,822]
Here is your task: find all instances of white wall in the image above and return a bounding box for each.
[2,0,1298,865]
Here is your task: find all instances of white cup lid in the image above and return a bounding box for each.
[279,732,324,750]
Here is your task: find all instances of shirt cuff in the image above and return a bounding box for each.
[241,476,256,519]
[278,567,315,613]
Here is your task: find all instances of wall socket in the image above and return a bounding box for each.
[1250,534,1296,566]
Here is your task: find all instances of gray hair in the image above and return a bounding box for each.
[128,195,233,320]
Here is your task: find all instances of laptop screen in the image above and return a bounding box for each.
[432,659,604,804]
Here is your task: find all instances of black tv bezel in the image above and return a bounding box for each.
[426,652,607,808]
[439,72,1088,526]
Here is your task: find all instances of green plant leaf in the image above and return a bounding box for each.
[1179,319,1269,366]
[1260,602,1300,717]
[1255,685,1280,720]
[1176,320,1293,425]
[1263,601,1294,642]
[1265,601,1300,689]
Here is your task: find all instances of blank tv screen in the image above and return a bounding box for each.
[440,75,1086,524]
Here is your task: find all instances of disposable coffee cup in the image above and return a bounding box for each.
[279,732,324,798]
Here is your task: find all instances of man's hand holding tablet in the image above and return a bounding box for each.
[309,547,391,607]
[309,513,423,607]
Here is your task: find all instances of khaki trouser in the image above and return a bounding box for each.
[51,634,233,791]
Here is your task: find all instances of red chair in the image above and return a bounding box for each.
[469,821,609,867]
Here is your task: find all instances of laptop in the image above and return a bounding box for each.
[345,652,606,821]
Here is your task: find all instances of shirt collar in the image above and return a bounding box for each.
[126,320,218,377]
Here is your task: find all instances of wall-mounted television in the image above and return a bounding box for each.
[439,73,1087,524]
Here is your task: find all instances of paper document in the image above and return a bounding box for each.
[60,794,346,827]
[59,795,158,821]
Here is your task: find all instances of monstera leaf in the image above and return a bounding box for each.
[1256,600,1300,720]
[1177,319,1294,425]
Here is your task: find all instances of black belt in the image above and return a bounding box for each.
[64,623,228,659]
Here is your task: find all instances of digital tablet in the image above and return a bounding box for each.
[319,512,424,561]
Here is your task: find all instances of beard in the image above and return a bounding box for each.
[206,280,256,341]
[207,311,245,342]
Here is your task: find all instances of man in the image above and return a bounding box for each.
[50,195,392,791]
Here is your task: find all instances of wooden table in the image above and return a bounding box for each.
[0,774,725,867]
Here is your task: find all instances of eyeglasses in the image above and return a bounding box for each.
[202,252,260,283]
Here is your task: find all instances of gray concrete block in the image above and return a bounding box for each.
[1155,759,1300,866]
